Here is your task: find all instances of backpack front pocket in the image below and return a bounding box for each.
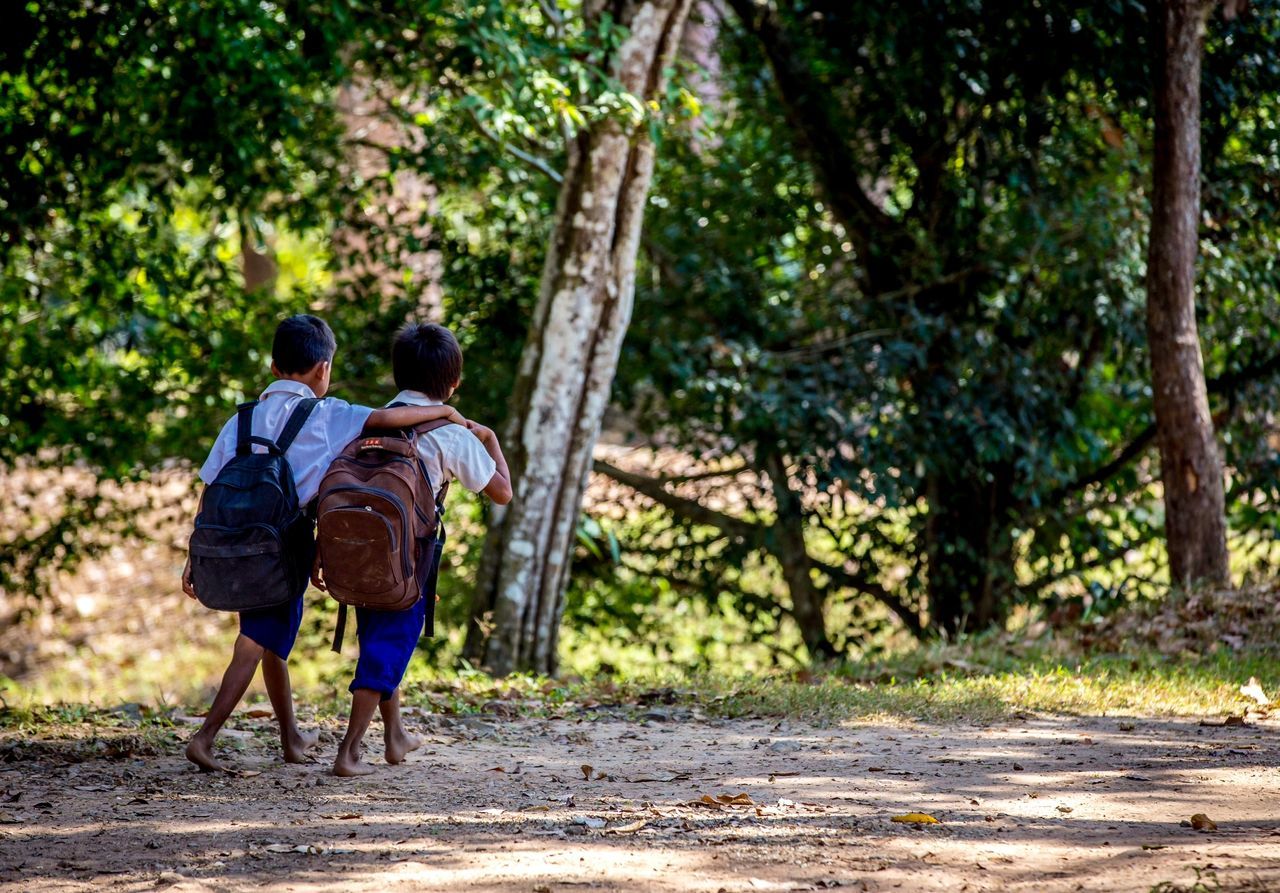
[189,524,293,611]
[317,506,406,596]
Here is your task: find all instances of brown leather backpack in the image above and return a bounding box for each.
[314,419,450,651]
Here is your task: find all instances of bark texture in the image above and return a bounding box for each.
[1146,0,1231,588]
[465,0,696,675]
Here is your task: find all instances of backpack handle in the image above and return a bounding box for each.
[244,436,284,456]
[234,397,320,457]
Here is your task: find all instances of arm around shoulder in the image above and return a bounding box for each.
[365,404,464,430]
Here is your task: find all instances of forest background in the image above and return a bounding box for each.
[3,0,1280,709]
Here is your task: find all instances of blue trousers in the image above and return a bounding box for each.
[350,597,427,701]
[239,589,305,660]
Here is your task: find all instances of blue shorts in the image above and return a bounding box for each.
[239,589,305,660]
[350,598,426,701]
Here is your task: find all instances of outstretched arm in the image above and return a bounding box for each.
[465,421,513,505]
[364,403,464,430]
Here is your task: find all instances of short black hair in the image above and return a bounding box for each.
[272,314,336,374]
[392,323,463,400]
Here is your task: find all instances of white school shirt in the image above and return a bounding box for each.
[388,390,496,494]
[198,379,373,504]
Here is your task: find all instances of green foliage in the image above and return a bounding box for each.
[4,0,1280,669]
[596,0,1280,650]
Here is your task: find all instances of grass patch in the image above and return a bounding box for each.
[3,631,1274,730]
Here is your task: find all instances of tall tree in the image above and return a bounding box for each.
[1146,0,1231,588]
[465,0,697,675]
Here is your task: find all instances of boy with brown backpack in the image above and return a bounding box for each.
[181,315,465,773]
[312,322,511,776]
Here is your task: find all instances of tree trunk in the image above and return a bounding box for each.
[1146,0,1231,588]
[924,472,1013,635]
[764,453,837,661]
[240,218,276,293]
[464,0,695,676]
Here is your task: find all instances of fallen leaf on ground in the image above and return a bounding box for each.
[1190,813,1218,831]
[580,764,593,780]
[687,792,754,809]
[243,709,273,719]
[1200,715,1247,727]
[891,812,940,825]
[606,819,648,834]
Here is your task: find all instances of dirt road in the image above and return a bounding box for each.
[0,711,1276,892]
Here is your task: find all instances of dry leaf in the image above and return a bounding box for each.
[1190,813,1218,831]
[607,819,648,834]
[891,812,940,825]
[243,708,274,719]
[580,764,593,780]
[688,792,754,809]
[486,766,506,773]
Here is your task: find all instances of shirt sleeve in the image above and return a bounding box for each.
[321,398,375,457]
[197,416,237,484]
[443,427,498,493]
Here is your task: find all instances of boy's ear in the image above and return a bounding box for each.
[270,362,282,378]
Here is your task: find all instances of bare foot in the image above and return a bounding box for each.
[283,728,320,764]
[332,743,376,777]
[384,727,423,765]
[185,735,225,773]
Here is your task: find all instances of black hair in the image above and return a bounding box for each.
[392,322,463,401]
[272,314,336,374]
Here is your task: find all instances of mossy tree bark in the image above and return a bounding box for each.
[465,0,696,675]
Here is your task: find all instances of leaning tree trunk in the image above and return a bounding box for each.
[1146,0,1231,588]
[464,0,695,675]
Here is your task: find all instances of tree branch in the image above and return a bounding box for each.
[807,556,924,636]
[1045,345,1280,504]
[594,457,924,635]
[465,107,564,184]
[723,0,913,289]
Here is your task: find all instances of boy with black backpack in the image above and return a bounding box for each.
[181,315,465,773]
[312,322,511,777]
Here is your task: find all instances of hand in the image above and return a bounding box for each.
[446,406,467,426]
[311,554,327,592]
[182,558,196,600]
[465,419,495,444]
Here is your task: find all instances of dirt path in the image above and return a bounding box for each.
[0,711,1277,892]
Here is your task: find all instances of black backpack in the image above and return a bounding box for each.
[188,398,320,612]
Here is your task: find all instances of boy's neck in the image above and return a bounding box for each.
[276,372,323,395]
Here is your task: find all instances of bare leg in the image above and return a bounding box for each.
[186,634,264,772]
[381,689,423,765]
[332,689,381,777]
[261,652,319,763]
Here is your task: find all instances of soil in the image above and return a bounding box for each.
[0,710,1277,892]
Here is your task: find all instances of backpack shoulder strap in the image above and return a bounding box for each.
[234,401,258,457]
[276,397,321,453]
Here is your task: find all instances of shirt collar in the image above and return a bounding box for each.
[260,379,318,400]
[388,389,442,407]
